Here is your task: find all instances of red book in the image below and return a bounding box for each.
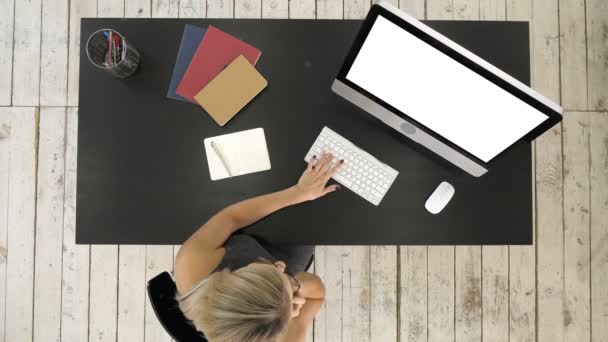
[176,26,261,101]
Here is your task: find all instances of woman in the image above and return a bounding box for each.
[174,152,343,342]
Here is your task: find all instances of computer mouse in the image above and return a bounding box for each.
[425,181,455,214]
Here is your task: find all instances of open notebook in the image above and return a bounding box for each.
[203,128,271,180]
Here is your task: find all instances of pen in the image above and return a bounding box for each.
[210,140,233,177]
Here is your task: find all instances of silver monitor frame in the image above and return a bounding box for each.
[332,0,563,177]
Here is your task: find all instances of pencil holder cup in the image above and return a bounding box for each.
[86,29,140,78]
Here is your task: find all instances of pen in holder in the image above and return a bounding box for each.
[86,29,140,78]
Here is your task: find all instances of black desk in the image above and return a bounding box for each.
[77,19,532,245]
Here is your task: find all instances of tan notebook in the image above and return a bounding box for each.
[193,55,268,126]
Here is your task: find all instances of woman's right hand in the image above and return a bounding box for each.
[291,152,343,202]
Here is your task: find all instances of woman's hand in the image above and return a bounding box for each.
[292,152,343,202]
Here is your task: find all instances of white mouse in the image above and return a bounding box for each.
[425,181,455,214]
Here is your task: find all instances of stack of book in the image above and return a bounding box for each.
[167,25,267,126]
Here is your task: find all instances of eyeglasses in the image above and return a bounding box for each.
[253,258,301,297]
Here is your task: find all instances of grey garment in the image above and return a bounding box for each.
[214,233,314,276]
[178,234,314,300]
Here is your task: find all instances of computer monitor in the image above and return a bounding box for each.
[332,0,563,177]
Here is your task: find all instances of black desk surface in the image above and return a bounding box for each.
[77,18,532,245]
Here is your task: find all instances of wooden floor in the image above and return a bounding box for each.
[0,0,607,341]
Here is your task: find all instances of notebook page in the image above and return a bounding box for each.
[203,128,271,180]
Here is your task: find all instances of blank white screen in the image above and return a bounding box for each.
[346,16,548,163]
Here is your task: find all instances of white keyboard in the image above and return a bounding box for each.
[304,126,399,206]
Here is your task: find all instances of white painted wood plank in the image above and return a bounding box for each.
[12,0,41,105]
[312,246,329,342]
[509,244,535,342]
[452,0,478,20]
[0,110,11,342]
[509,141,536,342]
[0,0,15,105]
[126,0,152,17]
[316,0,342,19]
[145,245,174,342]
[314,246,345,342]
[590,111,608,342]
[179,0,206,18]
[482,246,508,342]
[263,0,288,18]
[290,0,316,18]
[533,0,563,339]
[427,246,454,342]
[505,3,536,342]
[115,4,150,342]
[4,107,37,342]
[426,0,452,20]
[33,107,66,342]
[89,2,123,340]
[505,0,531,21]
[117,246,146,342]
[400,246,427,342]
[40,0,69,106]
[153,0,180,17]
[479,0,505,20]
[425,5,453,342]
[586,0,608,110]
[559,0,587,110]
[67,0,97,105]
[454,246,481,342]
[342,246,371,342]
[562,111,591,342]
[61,107,91,342]
[370,246,397,341]
[98,0,125,17]
[208,0,234,17]
[531,0,560,103]
[236,0,261,19]
[535,125,564,342]
[399,0,425,19]
[477,3,508,342]
[344,0,369,19]
[453,6,482,342]
[89,245,119,342]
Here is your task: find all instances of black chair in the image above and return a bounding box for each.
[147,272,208,342]
[147,254,314,341]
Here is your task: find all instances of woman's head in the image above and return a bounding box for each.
[178,260,298,342]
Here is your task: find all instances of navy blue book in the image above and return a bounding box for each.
[167,25,207,103]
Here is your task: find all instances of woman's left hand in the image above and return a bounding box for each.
[292,152,343,202]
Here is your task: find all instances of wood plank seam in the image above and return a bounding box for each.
[31,107,41,341]
[58,107,68,342]
[396,246,401,342]
[589,116,593,342]
[9,0,16,106]
[481,249,484,340]
[507,246,510,342]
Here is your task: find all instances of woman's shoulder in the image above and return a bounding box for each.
[174,245,225,295]
[174,234,275,294]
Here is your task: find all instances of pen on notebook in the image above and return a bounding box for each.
[210,140,233,177]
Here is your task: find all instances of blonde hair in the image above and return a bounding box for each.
[177,264,291,342]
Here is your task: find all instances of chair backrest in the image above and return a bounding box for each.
[146,272,208,342]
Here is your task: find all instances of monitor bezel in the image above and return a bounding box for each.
[335,4,563,167]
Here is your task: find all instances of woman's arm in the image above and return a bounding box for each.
[175,153,342,291]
